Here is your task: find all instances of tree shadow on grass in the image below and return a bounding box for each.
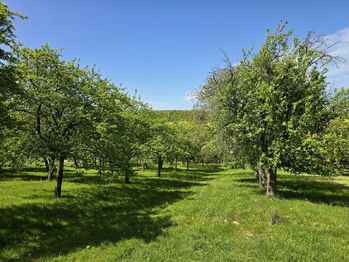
[235,173,349,207]
[65,169,215,186]
[235,177,256,184]
[0,165,223,184]
[20,167,47,173]
[162,167,224,182]
[234,176,266,195]
[277,177,349,207]
[0,167,91,182]
[0,171,48,181]
[0,169,213,261]
[137,177,207,189]
[341,170,349,176]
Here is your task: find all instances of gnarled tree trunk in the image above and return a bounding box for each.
[255,168,267,190]
[266,168,277,197]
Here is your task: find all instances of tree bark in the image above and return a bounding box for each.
[73,157,79,169]
[142,162,147,171]
[157,155,162,177]
[44,158,49,172]
[55,155,64,198]
[125,157,133,183]
[109,160,114,176]
[266,168,277,196]
[256,168,267,190]
[94,156,97,167]
[48,158,55,181]
[83,161,88,169]
[98,158,102,178]
[125,173,130,183]
[175,157,178,173]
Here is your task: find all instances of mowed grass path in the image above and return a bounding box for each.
[0,165,348,261]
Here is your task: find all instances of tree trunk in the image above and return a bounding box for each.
[55,155,64,198]
[175,157,178,173]
[142,162,147,171]
[44,158,49,172]
[125,173,130,183]
[186,158,189,171]
[157,155,162,177]
[48,158,55,181]
[73,157,79,169]
[125,159,132,184]
[98,158,102,178]
[266,168,277,196]
[109,160,114,176]
[255,168,266,190]
[83,161,88,169]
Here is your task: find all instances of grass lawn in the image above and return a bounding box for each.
[0,164,348,261]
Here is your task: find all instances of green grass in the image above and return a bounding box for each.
[0,164,348,261]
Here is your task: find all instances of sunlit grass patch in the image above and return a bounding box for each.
[1,165,348,261]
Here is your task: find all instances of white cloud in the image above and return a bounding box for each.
[324,27,349,88]
[182,91,197,102]
[325,28,349,58]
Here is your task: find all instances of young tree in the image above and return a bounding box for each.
[173,124,198,171]
[144,123,176,177]
[16,45,102,197]
[120,101,153,182]
[91,94,151,183]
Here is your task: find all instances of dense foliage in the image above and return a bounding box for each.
[0,3,23,147]
[197,23,349,195]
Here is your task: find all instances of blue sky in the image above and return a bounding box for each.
[5,0,349,109]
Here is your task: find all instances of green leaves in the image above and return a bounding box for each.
[198,22,338,178]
